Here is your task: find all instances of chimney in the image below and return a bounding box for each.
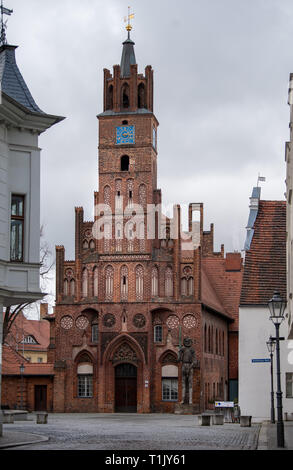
[225,253,242,272]
[40,303,48,320]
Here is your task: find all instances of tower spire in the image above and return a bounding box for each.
[0,0,13,47]
[121,7,136,78]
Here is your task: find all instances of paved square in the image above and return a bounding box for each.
[2,413,260,450]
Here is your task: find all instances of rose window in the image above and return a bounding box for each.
[76,316,89,330]
[60,316,73,330]
[183,314,197,329]
[166,315,180,329]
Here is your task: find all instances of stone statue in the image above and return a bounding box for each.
[178,337,199,404]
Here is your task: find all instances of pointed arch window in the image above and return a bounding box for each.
[107,84,113,110]
[70,279,75,297]
[64,279,69,296]
[121,155,130,172]
[82,268,88,298]
[105,265,114,301]
[104,185,111,206]
[136,265,144,301]
[104,223,111,252]
[188,277,194,296]
[121,83,130,109]
[151,267,159,297]
[181,278,187,296]
[120,265,128,301]
[138,83,145,109]
[93,267,99,297]
[165,267,173,297]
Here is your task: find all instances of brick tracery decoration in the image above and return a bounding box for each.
[103,313,116,328]
[138,184,146,207]
[166,315,180,329]
[76,315,89,330]
[130,333,148,363]
[133,314,146,329]
[112,342,138,364]
[161,352,178,365]
[183,314,198,329]
[104,185,111,205]
[60,315,74,330]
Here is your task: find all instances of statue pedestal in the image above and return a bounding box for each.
[174,403,200,415]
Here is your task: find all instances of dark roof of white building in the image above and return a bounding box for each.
[0,44,44,114]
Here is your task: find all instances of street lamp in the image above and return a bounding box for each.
[19,363,25,410]
[268,292,286,448]
[266,336,276,424]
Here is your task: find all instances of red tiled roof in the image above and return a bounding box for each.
[2,345,54,376]
[201,266,227,316]
[5,312,50,352]
[240,200,286,305]
[201,255,243,329]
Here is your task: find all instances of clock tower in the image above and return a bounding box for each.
[97,28,159,255]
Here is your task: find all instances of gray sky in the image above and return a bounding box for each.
[6,0,291,303]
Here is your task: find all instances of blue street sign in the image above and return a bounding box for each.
[251,359,271,363]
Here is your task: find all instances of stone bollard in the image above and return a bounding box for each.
[198,415,211,426]
[3,413,14,424]
[240,416,252,427]
[212,414,224,425]
[36,412,48,424]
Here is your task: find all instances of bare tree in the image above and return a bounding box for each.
[2,225,54,345]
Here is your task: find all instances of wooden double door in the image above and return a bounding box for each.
[34,385,47,411]
[115,363,137,413]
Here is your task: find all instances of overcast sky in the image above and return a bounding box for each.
[5,0,292,304]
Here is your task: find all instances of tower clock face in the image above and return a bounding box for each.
[116,125,135,145]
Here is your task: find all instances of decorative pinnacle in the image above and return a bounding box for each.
[0,0,13,46]
[124,6,134,38]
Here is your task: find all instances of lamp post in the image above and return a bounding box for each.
[266,336,276,424]
[268,292,286,448]
[19,363,24,410]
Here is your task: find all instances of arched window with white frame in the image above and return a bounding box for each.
[151,267,159,297]
[105,265,114,301]
[136,265,144,301]
[120,265,128,301]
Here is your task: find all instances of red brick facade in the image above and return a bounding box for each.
[48,35,242,413]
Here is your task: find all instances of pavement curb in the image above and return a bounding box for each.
[0,433,49,449]
[257,422,269,450]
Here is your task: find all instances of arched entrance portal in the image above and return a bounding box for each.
[115,363,137,413]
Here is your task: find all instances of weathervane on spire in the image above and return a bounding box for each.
[0,0,13,47]
[124,6,134,39]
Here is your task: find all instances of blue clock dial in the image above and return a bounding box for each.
[116,126,135,145]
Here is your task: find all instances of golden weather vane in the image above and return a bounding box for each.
[124,6,134,37]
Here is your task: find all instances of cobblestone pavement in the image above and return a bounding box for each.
[2,413,261,450]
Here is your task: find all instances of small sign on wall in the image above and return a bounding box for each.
[251,359,271,363]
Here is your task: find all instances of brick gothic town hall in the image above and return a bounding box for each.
[48,27,243,414]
